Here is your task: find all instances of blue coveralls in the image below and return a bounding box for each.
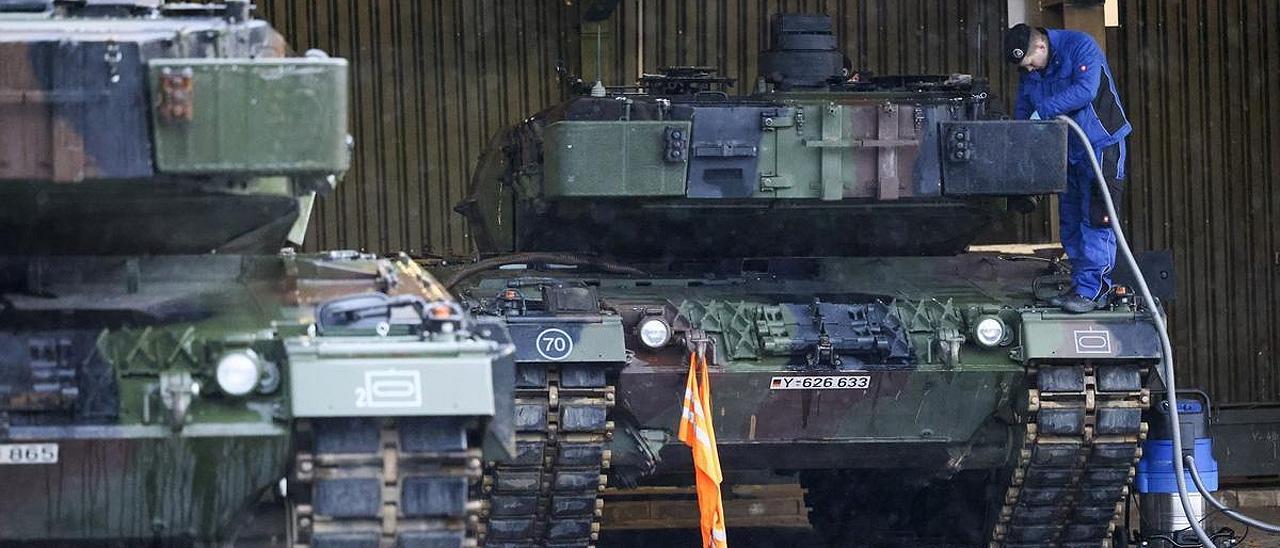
[1014,29,1132,301]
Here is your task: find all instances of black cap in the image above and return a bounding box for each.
[1004,23,1032,64]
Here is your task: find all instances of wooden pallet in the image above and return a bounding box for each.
[600,484,812,530]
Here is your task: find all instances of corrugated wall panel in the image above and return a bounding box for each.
[619,0,1015,90]
[257,0,575,255]
[258,0,1047,256]
[254,0,1278,405]
[1116,0,1280,404]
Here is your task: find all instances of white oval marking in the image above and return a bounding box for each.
[1077,335,1109,349]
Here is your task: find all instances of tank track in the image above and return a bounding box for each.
[480,363,615,547]
[291,417,483,548]
[990,361,1150,548]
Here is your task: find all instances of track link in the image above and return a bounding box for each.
[292,416,483,548]
[480,362,615,548]
[990,362,1150,548]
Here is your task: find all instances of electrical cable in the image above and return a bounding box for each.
[1055,115,1216,547]
[1144,528,1237,548]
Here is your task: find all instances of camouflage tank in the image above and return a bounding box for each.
[0,2,513,547]
[450,13,1157,548]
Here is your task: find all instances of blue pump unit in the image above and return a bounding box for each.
[1137,400,1219,493]
[1135,398,1220,544]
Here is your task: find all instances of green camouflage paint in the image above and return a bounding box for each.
[0,4,510,545]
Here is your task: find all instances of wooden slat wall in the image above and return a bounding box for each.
[256,0,1045,256]
[256,0,577,255]
[254,1,1278,405]
[1115,0,1280,405]
[590,0,1015,89]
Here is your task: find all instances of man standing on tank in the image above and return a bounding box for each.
[1004,23,1132,313]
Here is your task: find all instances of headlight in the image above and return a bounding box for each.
[256,360,282,394]
[638,318,671,349]
[973,317,1006,348]
[216,350,261,396]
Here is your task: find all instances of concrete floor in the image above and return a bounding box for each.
[600,517,1280,548]
[597,489,1280,548]
[601,527,820,547]
[231,490,1280,547]
[1209,492,1280,548]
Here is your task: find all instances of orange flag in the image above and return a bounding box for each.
[677,350,728,548]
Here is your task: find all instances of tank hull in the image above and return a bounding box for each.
[451,251,1158,546]
[0,4,510,547]
[618,365,1017,472]
[0,254,511,545]
[0,427,288,542]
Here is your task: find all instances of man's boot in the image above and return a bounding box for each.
[1060,294,1099,314]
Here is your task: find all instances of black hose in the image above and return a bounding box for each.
[1056,115,1216,547]
[1186,455,1280,534]
[441,252,647,290]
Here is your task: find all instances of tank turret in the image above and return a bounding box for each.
[0,0,350,254]
[459,13,1066,259]
[0,5,514,548]
[758,12,845,89]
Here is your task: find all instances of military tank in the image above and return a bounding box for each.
[450,13,1157,548]
[0,2,513,547]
